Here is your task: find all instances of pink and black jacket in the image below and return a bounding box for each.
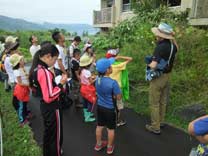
[37,60,63,109]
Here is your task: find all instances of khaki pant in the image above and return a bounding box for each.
[149,73,170,130]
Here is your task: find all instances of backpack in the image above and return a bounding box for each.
[30,67,42,97]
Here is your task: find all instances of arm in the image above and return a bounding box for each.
[116,94,122,100]
[148,60,158,69]
[38,68,64,103]
[16,76,29,86]
[171,39,179,51]
[115,55,133,64]
[113,81,122,100]
[75,70,80,81]
[69,45,74,58]
[57,59,67,74]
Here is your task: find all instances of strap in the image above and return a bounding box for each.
[168,42,174,65]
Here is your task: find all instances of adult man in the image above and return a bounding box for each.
[69,36,81,58]
[52,31,67,75]
[146,23,178,134]
[29,35,40,58]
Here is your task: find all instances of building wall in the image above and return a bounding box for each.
[95,0,208,28]
[120,11,135,21]
[181,0,194,11]
[114,0,122,25]
[101,0,106,8]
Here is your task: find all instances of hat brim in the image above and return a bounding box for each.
[84,46,92,52]
[79,57,93,67]
[151,27,174,40]
[108,58,115,65]
[6,42,19,53]
[11,55,23,67]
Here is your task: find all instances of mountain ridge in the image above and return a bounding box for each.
[0,15,99,35]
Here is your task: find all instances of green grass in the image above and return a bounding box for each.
[0,83,41,156]
[93,16,208,131]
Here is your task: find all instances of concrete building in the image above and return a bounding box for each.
[93,0,208,31]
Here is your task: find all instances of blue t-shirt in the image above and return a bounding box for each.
[95,77,121,109]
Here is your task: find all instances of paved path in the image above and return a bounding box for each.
[29,96,198,156]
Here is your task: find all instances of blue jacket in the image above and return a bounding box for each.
[145,56,168,81]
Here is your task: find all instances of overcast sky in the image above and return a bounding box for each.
[0,0,100,24]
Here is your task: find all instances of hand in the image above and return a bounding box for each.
[60,74,68,85]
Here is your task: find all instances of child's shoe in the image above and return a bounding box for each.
[89,112,95,117]
[20,119,30,127]
[27,111,33,120]
[84,112,95,122]
[117,119,126,127]
[107,145,115,155]
[94,141,108,151]
[83,108,88,118]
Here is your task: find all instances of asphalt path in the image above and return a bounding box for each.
[28,96,198,156]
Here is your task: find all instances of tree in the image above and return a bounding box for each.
[132,0,165,13]
[72,32,78,37]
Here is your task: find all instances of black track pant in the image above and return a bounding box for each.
[40,103,63,156]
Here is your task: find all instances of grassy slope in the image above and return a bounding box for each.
[94,25,208,130]
[121,25,208,128]
[0,83,41,156]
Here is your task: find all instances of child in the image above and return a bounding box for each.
[82,43,96,73]
[29,43,67,156]
[69,36,81,58]
[95,58,122,155]
[71,48,82,108]
[79,55,96,122]
[188,115,208,156]
[106,49,132,127]
[10,54,30,126]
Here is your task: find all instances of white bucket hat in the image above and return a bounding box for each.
[80,55,93,67]
[5,36,18,43]
[10,54,23,67]
[83,43,92,52]
[151,23,175,39]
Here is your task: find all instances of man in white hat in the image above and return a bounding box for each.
[146,23,178,134]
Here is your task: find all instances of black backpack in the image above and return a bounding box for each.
[29,67,42,97]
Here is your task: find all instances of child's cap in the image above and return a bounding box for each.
[105,49,119,58]
[10,54,23,67]
[83,43,92,52]
[96,58,115,74]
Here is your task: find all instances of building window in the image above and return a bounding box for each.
[163,0,181,7]
[107,0,114,7]
[123,0,131,12]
